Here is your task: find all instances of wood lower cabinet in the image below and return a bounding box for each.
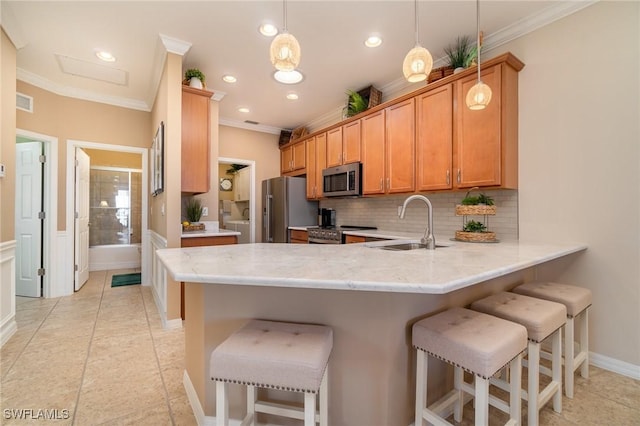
[416,84,454,191]
[182,86,213,193]
[306,133,327,199]
[289,229,309,244]
[344,235,366,244]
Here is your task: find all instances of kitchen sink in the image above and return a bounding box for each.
[366,239,450,251]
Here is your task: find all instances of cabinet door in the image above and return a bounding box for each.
[361,110,386,195]
[292,140,306,171]
[386,98,415,193]
[416,84,453,191]
[326,127,343,167]
[181,87,212,193]
[306,137,317,198]
[315,133,327,197]
[280,145,292,174]
[235,168,250,201]
[343,120,361,164]
[455,64,502,188]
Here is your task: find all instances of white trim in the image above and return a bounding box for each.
[53,231,72,297]
[590,352,640,380]
[0,241,17,347]
[184,370,217,426]
[218,158,256,243]
[66,140,148,296]
[16,129,59,298]
[159,33,192,56]
[218,117,282,135]
[148,230,181,329]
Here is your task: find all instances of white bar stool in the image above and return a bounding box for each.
[513,281,592,398]
[210,319,333,426]
[471,292,567,426]
[413,307,528,426]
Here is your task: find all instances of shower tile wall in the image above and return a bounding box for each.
[321,189,518,241]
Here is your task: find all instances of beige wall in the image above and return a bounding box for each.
[16,81,150,231]
[491,1,639,365]
[83,149,142,169]
[218,125,281,242]
[1,30,17,243]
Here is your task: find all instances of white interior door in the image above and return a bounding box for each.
[15,142,43,297]
[75,148,90,291]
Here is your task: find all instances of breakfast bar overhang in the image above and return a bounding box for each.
[157,240,586,425]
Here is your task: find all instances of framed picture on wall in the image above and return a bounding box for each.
[151,121,164,196]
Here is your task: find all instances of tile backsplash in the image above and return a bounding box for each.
[320,189,518,241]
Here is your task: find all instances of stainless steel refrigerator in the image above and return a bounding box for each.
[262,176,318,243]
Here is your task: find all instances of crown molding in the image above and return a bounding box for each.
[219,117,282,135]
[17,68,150,112]
[159,33,192,56]
[1,4,28,49]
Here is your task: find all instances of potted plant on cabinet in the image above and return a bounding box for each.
[444,35,478,73]
[183,68,206,89]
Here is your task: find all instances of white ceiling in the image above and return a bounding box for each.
[1,1,596,133]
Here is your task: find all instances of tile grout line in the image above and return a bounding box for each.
[139,284,177,426]
[70,272,108,426]
[1,298,60,381]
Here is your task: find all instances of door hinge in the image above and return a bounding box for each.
[37,268,45,276]
[39,154,46,163]
[38,211,46,220]
[75,211,79,219]
[75,159,79,166]
[74,264,79,272]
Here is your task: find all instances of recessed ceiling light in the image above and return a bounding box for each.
[273,69,304,85]
[95,50,116,62]
[286,93,299,100]
[222,75,237,83]
[364,35,382,48]
[238,107,250,113]
[259,23,278,37]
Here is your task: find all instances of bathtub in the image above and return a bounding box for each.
[89,244,141,271]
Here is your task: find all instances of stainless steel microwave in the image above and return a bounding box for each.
[322,163,362,197]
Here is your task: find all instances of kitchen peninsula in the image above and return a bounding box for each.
[157,240,586,425]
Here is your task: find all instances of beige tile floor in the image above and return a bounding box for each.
[1,269,639,425]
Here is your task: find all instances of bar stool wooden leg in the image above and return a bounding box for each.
[415,349,426,426]
[475,377,490,426]
[216,381,229,426]
[552,328,563,413]
[320,367,328,426]
[509,354,522,423]
[304,392,315,426]
[580,309,590,379]
[246,385,256,426]
[527,341,540,426]
[453,367,464,422]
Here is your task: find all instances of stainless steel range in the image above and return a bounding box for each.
[307,226,377,244]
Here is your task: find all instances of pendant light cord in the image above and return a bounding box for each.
[414,0,419,45]
[476,0,481,82]
[283,0,288,32]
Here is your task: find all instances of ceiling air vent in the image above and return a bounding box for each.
[16,92,33,113]
[244,120,259,125]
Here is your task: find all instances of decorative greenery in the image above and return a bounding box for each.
[461,190,494,206]
[345,90,368,117]
[226,164,247,175]
[184,68,205,84]
[463,220,487,233]
[444,36,477,69]
[185,198,203,223]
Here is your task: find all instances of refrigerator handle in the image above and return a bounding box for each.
[265,194,273,242]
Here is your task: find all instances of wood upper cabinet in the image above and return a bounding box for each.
[181,86,213,193]
[306,133,327,199]
[385,98,415,193]
[234,167,250,202]
[361,110,386,195]
[326,121,361,168]
[416,84,454,191]
[281,140,306,175]
[454,62,518,189]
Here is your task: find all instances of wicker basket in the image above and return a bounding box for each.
[455,205,497,216]
[182,223,205,232]
[455,231,497,242]
[428,66,455,83]
[357,85,383,109]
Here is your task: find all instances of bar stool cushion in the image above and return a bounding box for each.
[471,292,566,342]
[412,307,527,378]
[210,319,333,393]
[512,281,592,317]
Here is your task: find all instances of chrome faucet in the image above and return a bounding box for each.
[399,195,436,250]
[242,207,250,220]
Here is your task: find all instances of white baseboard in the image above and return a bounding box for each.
[0,241,17,348]
[184,370,219,426]
[590,351,640,380]
[1,318,17,347]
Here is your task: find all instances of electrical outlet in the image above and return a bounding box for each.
[202,207,209,217]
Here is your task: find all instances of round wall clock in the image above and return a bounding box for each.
[220,177,233,191]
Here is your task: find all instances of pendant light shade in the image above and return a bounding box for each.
[403,0,433,83]
[270,0,300,72]
[270,32,300,71]
[403,45,433,83]
[466,0,492,110]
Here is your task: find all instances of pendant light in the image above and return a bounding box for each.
[270,0,300,72]
[466,0,492,110]
[402,0,433,83]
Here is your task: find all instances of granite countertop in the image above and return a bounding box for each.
[180,229,241,238]
[156,240,587,294]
